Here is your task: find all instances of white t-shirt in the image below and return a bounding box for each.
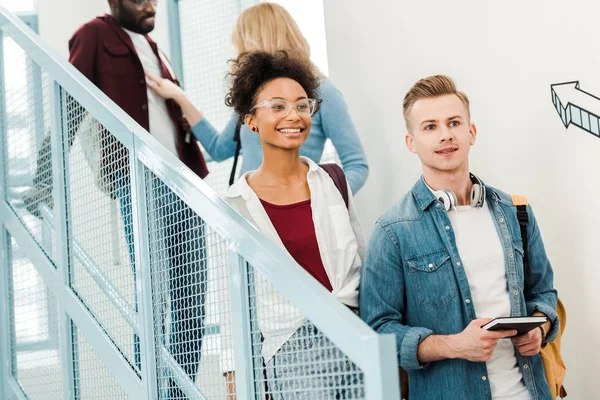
[123,29,178,156]
[448,204,530,400]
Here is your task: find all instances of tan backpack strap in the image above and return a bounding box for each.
[511,194,528,206]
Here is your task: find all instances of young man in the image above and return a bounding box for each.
[24,1,208,397]
[360,75,558,399]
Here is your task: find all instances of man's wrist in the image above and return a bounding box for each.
[444,334,462,359]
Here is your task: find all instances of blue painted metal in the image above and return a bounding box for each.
[16,13,37,33]
[227,251,257,400]
[39,204,139,333]
[0,29,13,400]
[0,229,11,400]
[166,0,184,87]
[157,346,208,400]
[0,5,399,399]
[129,151,159,400]
[136,138,387,369]
[0,201,145,397]
[7,376,29,400]
[49,79,77,400]
[0,29,7,201]
[365,334,401,399]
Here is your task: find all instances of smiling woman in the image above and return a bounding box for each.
[217,50,367,399]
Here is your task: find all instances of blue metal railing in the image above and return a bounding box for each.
[0,6,399,400]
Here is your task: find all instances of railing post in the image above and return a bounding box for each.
[167,0,184,87]
[364,335,400,400]
[0,26,7,204]
[0,28,14,400]
[227,250,257,400]
[49,80,77,400]
[0,230,11,400]
[130,143,159,399]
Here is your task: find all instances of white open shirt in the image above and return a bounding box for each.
[220,156,365,371]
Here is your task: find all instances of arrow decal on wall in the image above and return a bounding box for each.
[551,81,600,139]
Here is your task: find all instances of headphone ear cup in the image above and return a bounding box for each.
[470,184,485,208]
[435,190,457,211]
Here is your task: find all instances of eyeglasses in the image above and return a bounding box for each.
[130,0,158,9]
[250,98,318,119]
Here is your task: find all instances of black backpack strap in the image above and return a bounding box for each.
[229,118,243,186]
[511,195,530,290]
[319,163,349,209]
[516,204,529,272]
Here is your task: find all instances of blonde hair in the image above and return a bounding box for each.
[403,75,470,129]
[232,3,323,77]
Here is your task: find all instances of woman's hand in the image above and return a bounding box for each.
[145,71,203,126]
[145,71,184,101]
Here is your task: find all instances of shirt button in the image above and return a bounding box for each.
[456,262,461,267]
[142,104,148,110]
[465,299,471,304]
[482,376,487,381]
[428,263,434,269]
[523,365,529,369]
[513,291,518,296]
[499,218,504,223]
[445,226,450,230]
[509,253,514,258]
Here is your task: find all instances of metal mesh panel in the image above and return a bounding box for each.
[59,89,138,371]
[9,235,64,399]
[178,0,249,195]
[2,36,55,261]
[144,168,234,399]
[72,325,130,399]
[247,264,366,399]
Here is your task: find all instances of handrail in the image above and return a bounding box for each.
[0,6,398,399]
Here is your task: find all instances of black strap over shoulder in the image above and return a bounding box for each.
[319,163,349,209]
[516,204,530,274]
[228,118,243,186]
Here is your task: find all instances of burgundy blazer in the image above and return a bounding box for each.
[68,14,208,179]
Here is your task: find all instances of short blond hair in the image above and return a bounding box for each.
[403,75,470,129]
[232,3,323,77]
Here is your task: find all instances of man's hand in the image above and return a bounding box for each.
[452,319,517,362]
[417,319,517,364]
[145,71,184,101]
[512,327,543,356]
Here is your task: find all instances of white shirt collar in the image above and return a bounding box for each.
[226,156,319,199]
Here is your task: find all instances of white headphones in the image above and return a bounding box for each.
[434,173,486,211]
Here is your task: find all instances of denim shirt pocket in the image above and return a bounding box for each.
[406,249,458,308]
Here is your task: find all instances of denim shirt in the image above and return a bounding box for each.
[360,177,559,400]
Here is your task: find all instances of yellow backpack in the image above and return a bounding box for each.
[511,195,567,398]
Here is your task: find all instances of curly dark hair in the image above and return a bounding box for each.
[225,50,321,118]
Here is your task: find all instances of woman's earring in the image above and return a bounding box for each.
[251,126,257,132]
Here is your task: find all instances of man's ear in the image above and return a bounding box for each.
[469,122,477,145]
[405,132,417,154]
[107,0,118,14]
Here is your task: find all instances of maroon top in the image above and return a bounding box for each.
[260,199,333,292]
[68,15,208,179]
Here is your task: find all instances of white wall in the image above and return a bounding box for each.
[324,1,598,397]
[264,0,329,75]
[37,0,170,59]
